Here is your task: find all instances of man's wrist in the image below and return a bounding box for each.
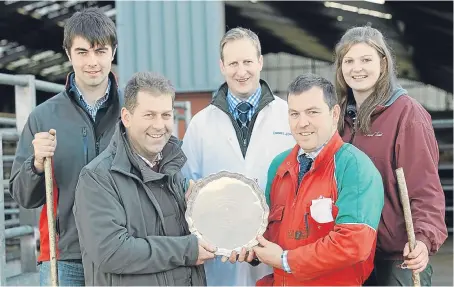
[31,157,44,175]
[415,234,431,254]
[281,250,291,273]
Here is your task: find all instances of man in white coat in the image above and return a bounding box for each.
[181,27,295,286]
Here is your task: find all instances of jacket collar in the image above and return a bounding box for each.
[64,71,122,105]
[370,87,408,116]
[346,86,408,122]
[277,131,344,177]
[64,71,119,90]
[109,122,186,183]
[211,79,275,114]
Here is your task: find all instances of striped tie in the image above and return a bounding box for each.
[297,154,313,187]
[236,102,252,144]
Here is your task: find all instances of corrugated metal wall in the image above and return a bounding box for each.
[116,1,224,92]
[262,52,453,111]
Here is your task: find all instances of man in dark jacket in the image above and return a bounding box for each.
[73,71,215,286]
[9,8,120,286]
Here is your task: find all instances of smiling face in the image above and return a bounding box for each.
[67,36,114,90]
[219,38,263,99]
[341,42,382,98]
[121,90,174,160]
[288,86,340,153]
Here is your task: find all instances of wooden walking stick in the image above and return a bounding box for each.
[44,157,59,286]
[395,167,421,287]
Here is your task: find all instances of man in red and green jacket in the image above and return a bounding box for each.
[253,74,384,286]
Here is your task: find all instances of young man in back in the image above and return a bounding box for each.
[9,8,121,285]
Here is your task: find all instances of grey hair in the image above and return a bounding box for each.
[124,71,175,112]
[220,27,261,61]
[287,73,338,109]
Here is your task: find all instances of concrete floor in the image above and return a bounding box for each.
[431,236,453,286]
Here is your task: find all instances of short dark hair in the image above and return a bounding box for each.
[124,71,176,113]
[63,7,117,52]
[287,73,338,109]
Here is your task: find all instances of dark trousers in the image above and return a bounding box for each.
[364,259,433,286]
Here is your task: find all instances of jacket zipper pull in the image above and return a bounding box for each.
[304,213,309,236]
[56,217,60,235]
[82,127,88,164]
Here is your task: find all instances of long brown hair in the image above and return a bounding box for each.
[335,26,397,134]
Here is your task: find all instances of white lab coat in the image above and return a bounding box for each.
[182,95,295,286]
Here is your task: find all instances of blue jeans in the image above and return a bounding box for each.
[39,261,85,286]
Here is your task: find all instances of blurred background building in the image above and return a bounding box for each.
[0,1,452,285]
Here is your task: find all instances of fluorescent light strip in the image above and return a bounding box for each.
[364,0,385,4]
[324,1,392,19]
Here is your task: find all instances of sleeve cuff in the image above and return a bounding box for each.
[186,234,199,266]
[248,258,260,266]
[30,156,44,176]
[282,250,292,273]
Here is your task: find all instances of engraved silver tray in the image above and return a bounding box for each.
[185,171,269,256]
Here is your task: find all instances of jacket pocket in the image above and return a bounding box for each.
[256,273,274,286]
[172,267,192,286]
[114,273,161,286]
[305,205,338,243]
[265,205,285,242]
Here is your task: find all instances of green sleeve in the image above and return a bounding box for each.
[334,144,384,229]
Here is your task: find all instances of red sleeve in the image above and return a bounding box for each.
[287,224,375,281]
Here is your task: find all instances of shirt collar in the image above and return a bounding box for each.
[227,86,262,115]
[70,74,111,103]
[297,144,326,162]
[137,152,163,169]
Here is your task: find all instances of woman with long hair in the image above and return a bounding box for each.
[334,26,447,286]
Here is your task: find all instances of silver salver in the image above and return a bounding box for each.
[185,171,269,256]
